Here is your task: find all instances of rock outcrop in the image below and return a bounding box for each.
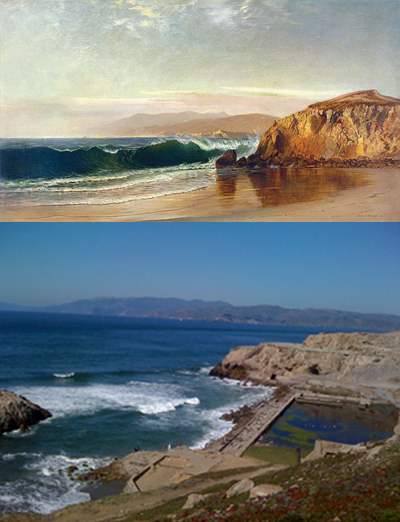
[210,331,400,399]
[216,149,237,168]
[0,390,52,435]
[216,90,400,169]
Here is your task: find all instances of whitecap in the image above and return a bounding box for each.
[53,373,75,379]
[137,397,200,415]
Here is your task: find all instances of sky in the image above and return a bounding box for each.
[1,0,399,136]
[0,223,399,315]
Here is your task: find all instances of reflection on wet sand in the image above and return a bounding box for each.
[215,173,237,203]
[216,168,369,208]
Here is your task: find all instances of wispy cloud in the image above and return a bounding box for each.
[221,86,342,99]
[127,1,157,18]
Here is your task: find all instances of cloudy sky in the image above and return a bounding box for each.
[1,0,399,136]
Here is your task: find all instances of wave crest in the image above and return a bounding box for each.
[0,140,225,180]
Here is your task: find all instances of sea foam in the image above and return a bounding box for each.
[12,382,200,418]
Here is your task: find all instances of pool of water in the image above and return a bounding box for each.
[259,401,398,455]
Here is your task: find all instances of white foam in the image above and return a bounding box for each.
[190,407,235,450]
[12,383,200,418]
[136,397,200,415]
[199,366,214,374]
[190,382,275,450]
[0,453,111,515]
[54,372,75,379]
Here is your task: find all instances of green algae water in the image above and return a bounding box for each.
[259,402,398,457]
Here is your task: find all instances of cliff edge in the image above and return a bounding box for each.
[218,90,400,169]
[210,331,400,403]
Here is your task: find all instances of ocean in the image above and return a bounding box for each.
[0,312,383,515]
[0,137,258,207]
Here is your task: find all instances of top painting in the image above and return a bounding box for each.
[0,0,399,222]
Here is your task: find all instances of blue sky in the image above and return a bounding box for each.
[0,223,399,314]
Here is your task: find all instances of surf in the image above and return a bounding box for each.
[0,139,231,180]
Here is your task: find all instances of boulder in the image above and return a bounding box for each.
[216,150,237,168]
[226,477,254,498]
[182,493,208,510]
[249,484,283,499]
[235,156,248,167]
[0,390,52,435]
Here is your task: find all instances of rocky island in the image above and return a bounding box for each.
[217,90,400,170]
[0,390,52,435]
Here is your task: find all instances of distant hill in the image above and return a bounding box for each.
[90,112,278,138]
[92,111,229,137]
[38,297,400,331]
[44,297,231,317]
[0,301,33,312]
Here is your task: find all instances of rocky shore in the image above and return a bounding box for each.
[210,331,400,405]
[2,331,400,522]
[216,90,400,170]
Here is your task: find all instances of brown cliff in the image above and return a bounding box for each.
[216,90,400,169]
[210,331,400,403]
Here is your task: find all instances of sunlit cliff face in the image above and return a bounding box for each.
[1,0,399,137]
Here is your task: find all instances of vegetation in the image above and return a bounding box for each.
[122,440,400,522]
[243,444,300,465]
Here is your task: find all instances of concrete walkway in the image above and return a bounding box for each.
[208,393,298,456]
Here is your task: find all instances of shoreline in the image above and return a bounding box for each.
[2,334,400,521]
[1,167,399,222]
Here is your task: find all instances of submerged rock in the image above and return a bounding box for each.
[216,149,237,168]
[0,390,52,435]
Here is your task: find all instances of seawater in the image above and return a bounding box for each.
[0,312,374,515]
[0,137,258,207]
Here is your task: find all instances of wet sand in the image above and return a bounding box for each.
[1,168,399,222]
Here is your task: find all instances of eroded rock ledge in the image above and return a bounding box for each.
[0,390,52,435]
[216,90,400,170]
[210,331,400,404]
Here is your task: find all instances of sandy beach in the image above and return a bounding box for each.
[1,168,399,222]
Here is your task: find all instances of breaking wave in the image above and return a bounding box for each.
[12,382,201,418]
[0,137,258,206]
[53,373,75,379]
[0,139,226,180]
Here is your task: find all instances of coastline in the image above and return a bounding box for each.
[1,168,399,222]
[2,331,400,522]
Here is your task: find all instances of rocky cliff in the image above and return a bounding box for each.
[218,90,400,169]
[0,390,52,435]
[210,331,400,400]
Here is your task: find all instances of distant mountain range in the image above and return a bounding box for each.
[1,298,399,330]
[90,111,278,138]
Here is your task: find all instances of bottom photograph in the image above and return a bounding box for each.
[0,223,399,522]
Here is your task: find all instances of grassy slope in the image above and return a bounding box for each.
[141,440,400,522]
